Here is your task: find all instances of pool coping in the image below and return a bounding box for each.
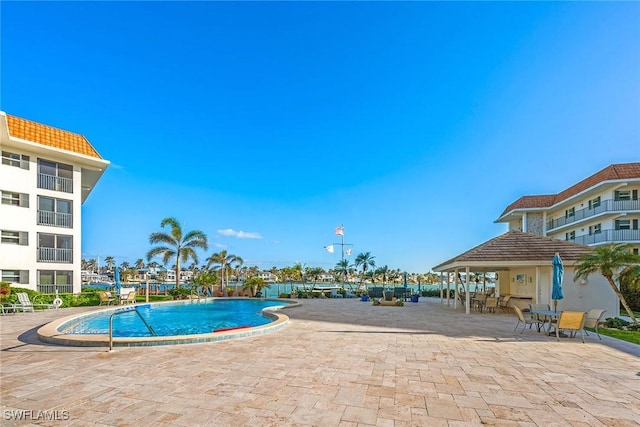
[37,298,301,347]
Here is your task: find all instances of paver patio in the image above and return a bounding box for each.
[1,297,639,426]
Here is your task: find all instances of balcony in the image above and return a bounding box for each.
[571,228,640,246]
[547,199,640,231]
[38,173,73,193]
[38,247,73,263]
[38,210,73,228]
[37,283,73,294]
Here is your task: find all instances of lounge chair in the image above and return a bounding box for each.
[15,292,55,313]
[555,311,587,343]
[513,305,538,333]
[98,291,116,306]
[584,309,607,340]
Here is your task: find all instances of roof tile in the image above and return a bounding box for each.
[6,114,102,159]
[499,162,640,218]
[433,230,593,270]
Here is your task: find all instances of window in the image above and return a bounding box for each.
[1,270,29,284]
[1,151,29,169]
[37,159,73,193]
[615,219,631,230]
[565,207,575,218]
[588,224,601,235]
[38,270,73,293]
[1,230,28,245]
[38,196,73,228]
[615,190,631,201]
[1,191,29,207]
[37,233,73,263]
[588,196,601,210]
[565,231,575,241]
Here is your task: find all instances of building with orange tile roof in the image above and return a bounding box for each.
[0,111,110,294]
[495,162,640,252]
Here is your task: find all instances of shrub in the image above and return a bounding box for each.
[620,281,640,312]
[604,317,630,329]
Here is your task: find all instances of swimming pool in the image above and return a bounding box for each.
[37,298,300,347]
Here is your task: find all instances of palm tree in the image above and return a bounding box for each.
[574,243,640,323]
[104,256,115,272]
[146,217,208,290]
[135,259,145,269]
[354,252,376,285]
[206,250,242,295]
[376,265,389,285]
[307,267,324,287]
[334,259,350,284]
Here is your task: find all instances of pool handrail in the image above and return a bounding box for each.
[109,304,155,351]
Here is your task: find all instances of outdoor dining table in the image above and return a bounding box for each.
[530,309,560,333]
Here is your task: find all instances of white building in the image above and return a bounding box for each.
[257,272,278,283]
[0,112,109,294]
[495,162,640,253]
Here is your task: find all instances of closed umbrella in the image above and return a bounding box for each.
[114,267,121,298]
[552,252,564,312]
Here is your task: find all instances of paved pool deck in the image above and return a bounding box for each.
[1,297,639,426]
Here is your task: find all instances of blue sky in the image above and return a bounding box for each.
[2,2,639,273]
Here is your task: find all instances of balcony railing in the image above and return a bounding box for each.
[37,284,73,294]
[571,228,640,246]
[38,173,73,193]
[547,199,640,231]
[37,210,73,228]
[38,247,73,263]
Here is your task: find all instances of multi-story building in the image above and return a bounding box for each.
[0,112,109,294]
[495,162,640,254]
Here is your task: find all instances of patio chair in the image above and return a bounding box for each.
[584,309,607,340]
[498,295,512,313]
[122,291,136,305]
[484,297,498,313]
[555,311,587,343]
[15,292,55,313]
[513,305,539,333]
[98,291,116,306]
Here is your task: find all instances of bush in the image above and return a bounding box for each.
[279,293,290,298]
[605,317,630,329]
[620,281,640,312]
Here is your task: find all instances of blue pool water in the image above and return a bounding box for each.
[59,299,290,337]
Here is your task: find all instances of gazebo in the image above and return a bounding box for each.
[432,231,617,316]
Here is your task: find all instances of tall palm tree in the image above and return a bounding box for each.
[206,250,242,294]
[135,259,145,269]
[354,252,376,285]
[147,217,208,290]
[574,243,640,323]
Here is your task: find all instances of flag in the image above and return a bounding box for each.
[346,248,352,256]
[325,245,334,253]
[335,226,344,236]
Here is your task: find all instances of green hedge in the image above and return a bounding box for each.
[620,282,640,312]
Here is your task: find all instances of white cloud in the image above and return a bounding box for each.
[217,229,262,239]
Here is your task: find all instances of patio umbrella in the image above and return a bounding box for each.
[552,252,564,312]
[114,267,121,296]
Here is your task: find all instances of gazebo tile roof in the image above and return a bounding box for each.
[6,114,102,159]
[433,231,592,271]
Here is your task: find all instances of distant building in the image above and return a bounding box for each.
[495,162,640,253]
[0,112,109,294]
[257,272,278,283]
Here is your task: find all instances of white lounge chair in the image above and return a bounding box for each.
[15,292,55,313]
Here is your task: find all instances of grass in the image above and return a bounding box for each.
[586,327,640,345]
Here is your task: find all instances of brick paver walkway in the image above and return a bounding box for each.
[1,297,639,426]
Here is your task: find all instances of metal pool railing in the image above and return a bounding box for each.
[109,304,156,351]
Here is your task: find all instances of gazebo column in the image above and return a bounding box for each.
[465,266,471,315]
[454,269,458,309]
